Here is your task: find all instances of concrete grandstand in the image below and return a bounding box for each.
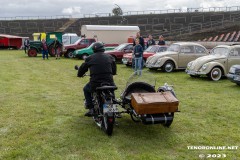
[0,6,240,41]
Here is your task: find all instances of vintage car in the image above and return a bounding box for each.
[145,42,208,72]
[186,45,240,81]
[122,45,168,66]
[105,43,133,61]
[72,43,116,59]
[227,65,240,85]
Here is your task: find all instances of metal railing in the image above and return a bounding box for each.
[0,15,72,21]
[0,6,240,20]
[83,6,240,18]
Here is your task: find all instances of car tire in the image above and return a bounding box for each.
[208,67,222,81]
[82,53,88,60]
[28,48,37,57]
[162,61,174,73]
[68,51,74,58]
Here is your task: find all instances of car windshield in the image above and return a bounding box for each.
[210,47,229,56]
[167,44,180,52]
[114,44,127,51]
[145,46,159,53]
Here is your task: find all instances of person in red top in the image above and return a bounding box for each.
[41,39,48,60]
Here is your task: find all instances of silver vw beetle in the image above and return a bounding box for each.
[186,45,240,81]
[146,42,208,72]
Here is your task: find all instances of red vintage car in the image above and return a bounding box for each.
[122,45,168,66]
[105,43,133,61]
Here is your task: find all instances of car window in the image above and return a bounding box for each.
[195,46,206,54]
[210,47,229,56]
[167,44,180,52]
[125,45,133,50]
[158,47,167,52]
[180,46,194,54]
[229,48,240,57]
[80,39,89,45]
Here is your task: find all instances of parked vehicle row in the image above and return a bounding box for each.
[120,42,240,85]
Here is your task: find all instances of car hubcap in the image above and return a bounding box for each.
[165,63,173,72]
[211,68,221,81]
[68,52,73,58]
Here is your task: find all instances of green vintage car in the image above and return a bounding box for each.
[72,43,116,59]
[186,45,240,81]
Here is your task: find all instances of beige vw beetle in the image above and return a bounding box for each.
[186,45,240,81]
[146,42,208,72]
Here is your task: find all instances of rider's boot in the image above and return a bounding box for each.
[84,108,94,117]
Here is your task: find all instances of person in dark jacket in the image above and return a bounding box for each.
[158,35,165,45]
[133,39,143,75]
[24,38,30,53]
[146,35,155,48]
[41,39,48,60]
[77,42,117,116]
[133,32,145,49]
[53,37,61,59]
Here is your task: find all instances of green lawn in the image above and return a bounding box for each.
[0,50,239,160]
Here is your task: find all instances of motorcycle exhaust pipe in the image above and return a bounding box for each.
[141,114,173,125]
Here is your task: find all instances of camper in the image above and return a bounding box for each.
[81,25,140,44]
[62,33,80,45]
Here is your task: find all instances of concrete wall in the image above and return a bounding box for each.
[0,11,240,40]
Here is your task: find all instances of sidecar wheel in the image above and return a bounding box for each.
[162,113,174,127]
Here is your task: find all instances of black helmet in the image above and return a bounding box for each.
[92,42,105,53]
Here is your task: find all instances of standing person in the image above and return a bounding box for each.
[133,32,145,49]
[146,34,155,48]
[53,37,60,59]
[24,38,30,53]
[41,39,48,60]
[133,39,143,76]
[77,42,117,116]
[158,35,165,45]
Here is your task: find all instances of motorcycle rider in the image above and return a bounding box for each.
[77,42,117,117]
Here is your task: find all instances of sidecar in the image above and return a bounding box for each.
[120,72,179,127]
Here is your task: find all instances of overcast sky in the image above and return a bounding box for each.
[0,0,240,18]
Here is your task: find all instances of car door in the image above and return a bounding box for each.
[178,45,195,68]
[227,47,240,72]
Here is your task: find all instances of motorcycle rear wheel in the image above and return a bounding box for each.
[101,113,115,136]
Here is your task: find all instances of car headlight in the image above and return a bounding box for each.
[156,59,161,64]
[187,61,193,68]
[200,64,208,71]
[229,67,236,74]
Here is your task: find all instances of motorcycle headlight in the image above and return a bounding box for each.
[201,64,208,71]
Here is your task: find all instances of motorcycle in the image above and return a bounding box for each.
[75,66,179,136]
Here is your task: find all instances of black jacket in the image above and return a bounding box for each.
[77,52,116,90]
[133,37,145,49]
[146,39,155,48]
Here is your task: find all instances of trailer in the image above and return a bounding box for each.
[81,25,140,44]
[0,34,27,49]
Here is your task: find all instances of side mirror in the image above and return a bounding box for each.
[74,65,79,70]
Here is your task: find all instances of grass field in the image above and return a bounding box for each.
[0,50,239,160]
